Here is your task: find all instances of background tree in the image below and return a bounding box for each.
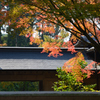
[7,33,30,46]
[0,81,39,91]
[0,1,9,44]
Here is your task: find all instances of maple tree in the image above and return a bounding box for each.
[0,0,100,56]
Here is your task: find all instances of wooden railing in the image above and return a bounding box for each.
[0,91,100,100]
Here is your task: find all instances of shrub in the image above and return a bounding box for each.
[53,52,96,91]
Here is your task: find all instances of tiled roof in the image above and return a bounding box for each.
[0,47,93,70]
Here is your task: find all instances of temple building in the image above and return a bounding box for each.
[0,47,99,90]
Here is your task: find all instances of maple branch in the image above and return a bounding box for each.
[48,0,84,36]
[36,1,98,48]
[66,2,100,48]
[55,16,91,46]
[91,18,100,43]
[81,19,99,43]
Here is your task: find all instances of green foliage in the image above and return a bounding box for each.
[1,34,8,44]
[53,66,96,91]
[0,81,39,91]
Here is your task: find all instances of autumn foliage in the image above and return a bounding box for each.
[1,0,100,55]
[62,52,96,82]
